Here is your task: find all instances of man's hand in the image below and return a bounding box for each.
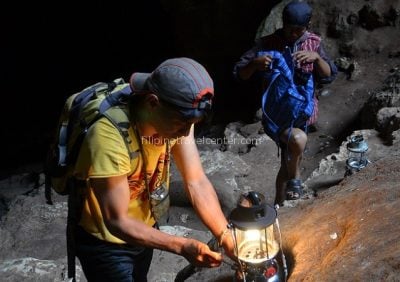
[238,54,273,80]
[181,238,222,267]
[293,50,332,77]
[293,50,320,64]
[252,54,273,71]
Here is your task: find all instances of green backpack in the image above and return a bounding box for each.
[44,78,139,281]
[45,78,139,200]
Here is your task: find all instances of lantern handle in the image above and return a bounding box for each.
[352,134,364,143]
[246,191,263,206]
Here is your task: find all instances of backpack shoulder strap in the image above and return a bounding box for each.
[98,83,132,114]
[99,82,139,161]
[103,106,140,161]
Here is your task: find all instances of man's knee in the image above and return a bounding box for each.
[288,128,307,152]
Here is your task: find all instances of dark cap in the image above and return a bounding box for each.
[282,1,312,27]
[130,57,214,119]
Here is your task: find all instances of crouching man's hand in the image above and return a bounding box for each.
[181,238,222,267]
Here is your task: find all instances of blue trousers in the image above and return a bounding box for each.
[76,226,153,282]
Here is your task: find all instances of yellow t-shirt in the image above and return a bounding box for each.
[74,114,173,244]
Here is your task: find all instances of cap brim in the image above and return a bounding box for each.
[176,107,210,120]
[130,72,151,92]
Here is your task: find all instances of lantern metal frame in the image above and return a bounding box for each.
[228,192,287,282]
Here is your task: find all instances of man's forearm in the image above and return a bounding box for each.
[238,61,257,81]
[186,178,229,239]
[315,56,332,77]
[105,216,185,254]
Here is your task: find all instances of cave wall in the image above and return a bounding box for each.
[159,0,279,123]
[1,0,277,173]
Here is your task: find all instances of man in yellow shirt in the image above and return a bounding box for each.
[73,57,234,281]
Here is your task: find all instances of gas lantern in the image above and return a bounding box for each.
[345,134,369,176]
[228,191,287,282]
